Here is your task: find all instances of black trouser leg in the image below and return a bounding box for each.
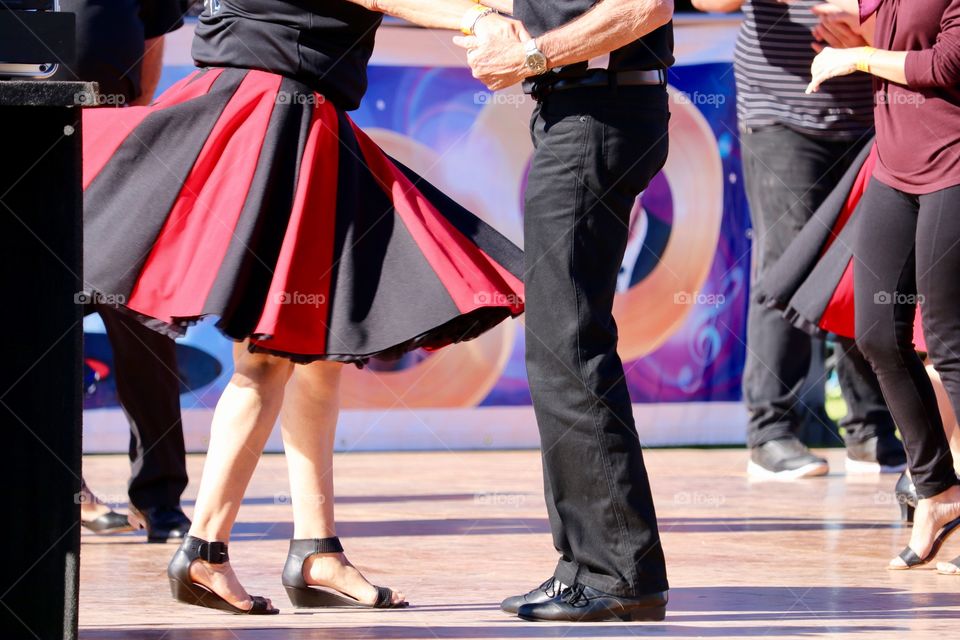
[914,185,960,489]
[741,125,878,447]
[834,336,896,443]
[853,180,959,497]
[524,87,670,597]
[97,306,188,509]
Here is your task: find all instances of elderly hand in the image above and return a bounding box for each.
[806,46,862,93]
[453,14,532,91]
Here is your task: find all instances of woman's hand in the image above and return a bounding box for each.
[806,46,863,93]
[811,3,869,49]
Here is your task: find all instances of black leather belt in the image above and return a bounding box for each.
[524,68,667,100]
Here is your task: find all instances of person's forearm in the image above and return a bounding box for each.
[133,36,165,106]
[691,0,742,12]
[349,0,481,30]
[865,49,908,85]
[824,0,857,12]
[536,0,673,69]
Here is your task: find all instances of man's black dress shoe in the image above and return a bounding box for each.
[136,506,191,543]
[517,583,667,622]
[500,577,564,615]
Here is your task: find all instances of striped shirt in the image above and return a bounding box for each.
[734,0,874,137]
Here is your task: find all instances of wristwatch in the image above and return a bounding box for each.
[523,39,548,76]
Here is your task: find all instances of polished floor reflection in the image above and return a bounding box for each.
[79,449,960,639]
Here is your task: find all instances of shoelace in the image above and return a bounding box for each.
[539,577,560,598]
[561,584,588,606]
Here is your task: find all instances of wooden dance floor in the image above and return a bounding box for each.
[79,449,960,639]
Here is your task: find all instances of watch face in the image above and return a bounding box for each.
[527,53,547,74]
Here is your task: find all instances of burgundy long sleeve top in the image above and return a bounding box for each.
[862,0,960,194]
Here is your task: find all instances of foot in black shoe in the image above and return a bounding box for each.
[889,486,960,570]
[936,555,960,575]
[282,537,407,608]
[748,437,829,480]
[135,506,191,543]
[81,510,134,534]
[845,434,907,474]
[500,577,564,615]
[517,584,667,622]
[168,535,278,614]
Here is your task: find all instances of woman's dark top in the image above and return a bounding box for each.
[191,0,383,110]
[867,0,960,194]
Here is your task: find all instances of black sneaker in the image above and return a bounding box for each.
[748,437,829,479]
[845,434,907,474]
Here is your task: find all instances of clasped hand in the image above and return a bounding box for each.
[453,14,532,91]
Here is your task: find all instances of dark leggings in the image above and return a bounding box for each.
[854,179,960,498]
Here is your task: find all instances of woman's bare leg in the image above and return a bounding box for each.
[280,360,406,605]
[186,342,293,610]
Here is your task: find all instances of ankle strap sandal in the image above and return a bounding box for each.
[281,537,406,609]
[168,535,279,615]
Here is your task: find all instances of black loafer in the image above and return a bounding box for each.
[500,577,564,615]
[135,506,191,543]
[517,584,667,622]
[81,510,133,534]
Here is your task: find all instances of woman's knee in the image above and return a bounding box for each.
[292,361,343,396]
[856,324,910,373]
[232,345,294,389]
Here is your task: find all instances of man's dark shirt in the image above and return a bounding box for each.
[513,0,675,72]
[55,0,184,102]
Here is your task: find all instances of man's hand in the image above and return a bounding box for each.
[453,14,531,91]
[811,3,868,50]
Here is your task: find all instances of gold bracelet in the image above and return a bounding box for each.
[856,46,877,73]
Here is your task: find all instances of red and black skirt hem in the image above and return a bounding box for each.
[82,67,524,364]
[753,140,876,341]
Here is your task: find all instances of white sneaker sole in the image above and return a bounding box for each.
[845,457,907,475]
[747,459,830,480]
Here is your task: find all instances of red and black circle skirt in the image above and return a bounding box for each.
[81,67,525,364]
[754,139,926,352]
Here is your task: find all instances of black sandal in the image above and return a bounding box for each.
[890,516,960,570]
[168,535,279,614]
[937,555,960,575]
[281,537,407,608]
